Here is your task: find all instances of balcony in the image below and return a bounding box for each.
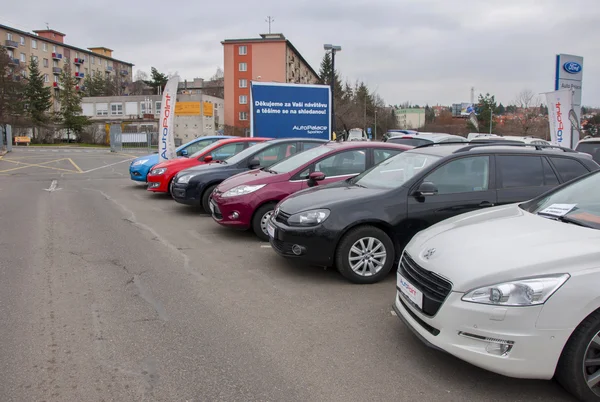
[74,72,84,79]
[74,57,85,65]
[53,82,61,90]
[120,69,128,76]
[52,67,62,75]
[121,81,129,87]
[52,52,63,60]
[9,58,20,66]
[105,65,113,72]
[4,40,18,49]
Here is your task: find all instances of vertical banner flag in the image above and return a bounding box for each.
[158,75,180,163]
[555,54,583,144]
[468,112,479,132]
[545,89,573,148]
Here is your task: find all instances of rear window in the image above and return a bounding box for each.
[387,137,432,147]
[576,142,600,163]
[549,157,590,182]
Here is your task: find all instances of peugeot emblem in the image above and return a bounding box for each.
[423,248,436,260]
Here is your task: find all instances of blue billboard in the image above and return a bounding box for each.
[250,82,331,140]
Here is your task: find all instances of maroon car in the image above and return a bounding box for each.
[209,141,413,240]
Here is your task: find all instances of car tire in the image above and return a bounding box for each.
[556,310,600,401]
[335,225,394,284]
[201,184,218,214]
[167,178,174,195]
[252,203,276,242]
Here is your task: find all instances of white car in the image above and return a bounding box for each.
[393,170,600,401]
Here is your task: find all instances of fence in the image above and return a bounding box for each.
[109,123,159,153]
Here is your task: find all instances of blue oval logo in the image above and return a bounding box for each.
[563,61,582,74]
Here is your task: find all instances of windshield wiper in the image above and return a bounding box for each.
[538,212,595,228]
[263,168,278,174]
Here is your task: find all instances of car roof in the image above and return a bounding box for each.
[389,132,460,139]
[322,141,413,151]
[578,137,600,144]
[264,137,328,144]
[407,142,588,159]
[214,137,271,144]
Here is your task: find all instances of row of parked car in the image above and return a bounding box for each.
[129,132,600,401]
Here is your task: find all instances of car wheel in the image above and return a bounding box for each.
[252,203,276,242]
[201,184,218,213]
[167,178,174,195]
[335,225,394,284]
[556,310,600,401]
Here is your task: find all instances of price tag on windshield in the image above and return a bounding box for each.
[540,204,577,217]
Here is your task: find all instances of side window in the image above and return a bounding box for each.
[285,144,297,157]
[424,156,490,195]
[302,142,322,151]
[254,143,293,167]
[549,157,590,182]
[542,157,559,185]
[497,155,543,188]
[314,150,366,177]
[210,143,245,160]
[182,139,214,155]
[374,148,402,165]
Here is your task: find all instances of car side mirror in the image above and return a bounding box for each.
[414,181,438,197]
[203,155,213,163]
[307,171,326,187]
[248,158,261,169]
[180,149,189,157]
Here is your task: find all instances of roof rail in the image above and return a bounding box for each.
[454,143,576,153]
[414,141,470,149]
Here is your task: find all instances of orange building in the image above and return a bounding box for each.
[221,33,320,135]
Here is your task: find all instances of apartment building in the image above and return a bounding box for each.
[222,33,319,135]
[1,24,133,95]
[395,108,426,129]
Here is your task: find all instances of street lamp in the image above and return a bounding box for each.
[324,44,341,140]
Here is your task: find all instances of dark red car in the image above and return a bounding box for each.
[210,141,412,240]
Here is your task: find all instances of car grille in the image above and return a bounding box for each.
[270,237,294,255]
[398,253,452,316]
[211,200,222,220]
[274,210,291,225]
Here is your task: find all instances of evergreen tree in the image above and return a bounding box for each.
[468,93,497,132]
[496,103,506,115]
[146,67,168,94]
[0,47,26,132]
[540,103,548,116]
[57,60,90,142]
[318,53,343,98]
[425,104,435,123]
[24,56,52,141]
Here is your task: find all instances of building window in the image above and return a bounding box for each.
[239,62,247,72]
[22,70,27,78]
[76,65,80,73]
[239,79,247,88]
[43,58,49,67]
[53,60,58,67]
[75,52,79,59]
[239,111,248,121]
[43,43,47,52]
[239,45,247,55]
[239,95,248,104]
[7,50,13,58]
[140,102,152,115]
[7,33,12,40]
[44,74,49,83]
[31,39,37,49]
[20,36,25,45]
[20,53,26,62]
[91,56,95,64]
[110,103,123,116]
[155,101,162,115]
[54,75,59,83]
[52,45,57,53]
[96,103,108,116]
[32,55,38,62]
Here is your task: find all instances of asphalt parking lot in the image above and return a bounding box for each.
[0,147,576,401]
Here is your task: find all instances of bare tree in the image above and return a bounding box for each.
[513,89,541,136]
[203,67,224,98]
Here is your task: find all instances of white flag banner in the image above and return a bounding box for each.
[545,89,573,148]
[158,75,180,163]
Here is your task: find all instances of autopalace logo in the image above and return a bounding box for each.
[555,101,564,143]
[160,94,172,159]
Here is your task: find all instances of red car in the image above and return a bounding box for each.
[210,141,412,240]
[147,137,271,193]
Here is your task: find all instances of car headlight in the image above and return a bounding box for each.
[288,209,330,226]
[462,274,570,306]
[177,174,194,184]
[221,184,266,198]
[150,168,167,175]
[132,159,149,166]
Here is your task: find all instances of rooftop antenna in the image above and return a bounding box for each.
[265,16,275,34]
[45,22,50,30]
[470,86,475,105]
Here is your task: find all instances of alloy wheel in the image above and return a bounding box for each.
[584,332,600,396]
[348,237,387,277]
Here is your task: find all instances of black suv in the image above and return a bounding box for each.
[171,138,327,212]
[268,143,600,284]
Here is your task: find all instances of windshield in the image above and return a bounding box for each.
[523,171,600,230]
[348,131,364,140]
[190,141,225,159]
[576,142,600,163]
[222,141,271,165]
[268,144,331,174]
[353,151,442,189]
[387,137,433,147]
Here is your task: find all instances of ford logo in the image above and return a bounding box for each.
[563,62,582,74]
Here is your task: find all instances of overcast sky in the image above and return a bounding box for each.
[4,0,599,107]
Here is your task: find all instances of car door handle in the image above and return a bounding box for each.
[479,201,494,207]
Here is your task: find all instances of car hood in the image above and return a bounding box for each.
[405,204,600,292]
[216,169,289,192]
[152,157,196,170]
[133,153,159,166]
[279,183,388,213]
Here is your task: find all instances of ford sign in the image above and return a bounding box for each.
[563,62,582,74]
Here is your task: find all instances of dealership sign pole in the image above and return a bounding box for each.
[545,88,574,148]
[555,54,583,145]
[158,75,180,163]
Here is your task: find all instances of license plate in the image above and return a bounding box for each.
[209,202,215,214]
[398,274,423,310]
[267,221,276,238]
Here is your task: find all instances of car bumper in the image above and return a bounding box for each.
[210,195,255,230]
[171,182,201,206]
[268,219,337,266]
[129,165,150,182]
[394,288,572,380]
[146,176,169,192]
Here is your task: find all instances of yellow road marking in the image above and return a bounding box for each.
[0,158,80,173]
[67,158,84,173]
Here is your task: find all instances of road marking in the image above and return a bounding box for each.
[67,158,84,173]
[44,180,62,192]
[0,158,79,173]
[260,245,271,248]
[81,157,135,173]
